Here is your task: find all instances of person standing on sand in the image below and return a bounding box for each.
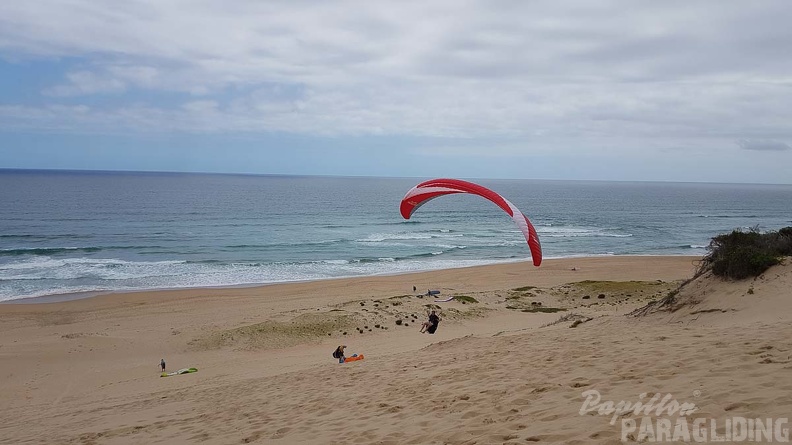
[160,358,166,372]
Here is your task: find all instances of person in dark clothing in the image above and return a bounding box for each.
[332,345,347,363]
[160,358,166,372]
[420,310,440,334]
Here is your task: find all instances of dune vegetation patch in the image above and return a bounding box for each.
[543,313,593,327]
[698,227,792,280]
[552,280,677,302]
[507,286,539,300]
[631,227,792,317]
[512,286,537,292]
[521,307,565,313]
[453,295,479,304]
[193,313,357,351]
[443,306,491,319]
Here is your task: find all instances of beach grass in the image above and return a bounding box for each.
[193,312,358,350]
[453,295,479,304]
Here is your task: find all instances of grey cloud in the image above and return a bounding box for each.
[737,139,791,151]
[1,1,792,152]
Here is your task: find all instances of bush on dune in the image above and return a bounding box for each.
[630,226,791,316]
[698,226,792,280]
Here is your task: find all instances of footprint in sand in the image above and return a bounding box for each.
[241,430,264,443]
[270,426,292,440]
[724,402,746,411]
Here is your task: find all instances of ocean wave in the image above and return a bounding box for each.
[223,239,344,249]
[0,256,186,273]
[224,259,352,268]
[699,214,759,218]
[539,231,633,238]
[356,233,432,242]
[0,250,700,302]
[537,225,626,235]
[356,231,466,243]
[660,244,708,250]
[430,244,467,250]
[0,246,102,256]
[0,256,521,301]
[0,234,96,240]
[321,259,350,265]
[0,245,171,256]
[357,226,633,242]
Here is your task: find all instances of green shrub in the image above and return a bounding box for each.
[521,307,565,313]
[700,226,792,280]
[454,295,479,304]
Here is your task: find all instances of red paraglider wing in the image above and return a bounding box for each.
[400,178,542,266]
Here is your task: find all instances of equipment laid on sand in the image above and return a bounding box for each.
[434,296,454,302]
[426,290,441,296]
[161,367,198,377]
[342,354,364,363]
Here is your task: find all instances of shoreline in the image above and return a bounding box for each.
[0,254,702,306]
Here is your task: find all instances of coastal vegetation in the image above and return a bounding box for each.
[193,313,357,350]
[520,306,565,313]
[631,227,792,317]
[698,226,792,280]
[453,295,479,304]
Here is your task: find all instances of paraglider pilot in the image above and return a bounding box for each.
[332,345,346,363]
[420,310,440,334]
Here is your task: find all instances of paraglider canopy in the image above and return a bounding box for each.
[400,178,542,266]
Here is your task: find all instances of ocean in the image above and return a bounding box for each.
[1,170,790,302]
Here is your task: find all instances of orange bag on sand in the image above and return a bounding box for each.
[343,354,364,363]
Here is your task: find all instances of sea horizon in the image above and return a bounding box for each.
[3,167,792,186]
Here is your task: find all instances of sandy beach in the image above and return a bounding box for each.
[2,255,791,444]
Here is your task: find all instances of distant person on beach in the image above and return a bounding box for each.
[420,310,440,334]
[160,358,166,372]
[413,285,417,292]
[332,345,346,363]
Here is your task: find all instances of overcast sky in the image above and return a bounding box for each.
[1,1,791,183]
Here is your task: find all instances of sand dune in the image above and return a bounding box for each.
[642,259,792,327]
[2,256,791,444]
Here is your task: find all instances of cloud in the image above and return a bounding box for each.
[42,70,126,97]
[0,0,792,156]
[737,139,791,151]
